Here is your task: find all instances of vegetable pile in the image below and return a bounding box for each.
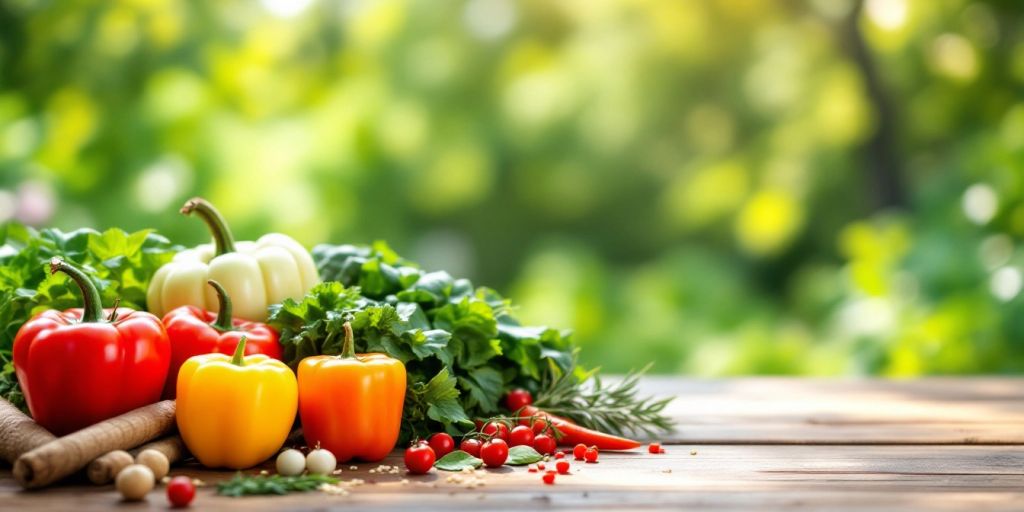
[0,201,671,443]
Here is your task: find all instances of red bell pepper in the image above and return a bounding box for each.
[13,258,170,436]
[160,280,281,398]
[519,405,641,450]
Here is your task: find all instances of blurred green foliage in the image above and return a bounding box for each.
[1,0,1023,375]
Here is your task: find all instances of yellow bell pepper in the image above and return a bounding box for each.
[176,336,298,469]
[146,197,319,322]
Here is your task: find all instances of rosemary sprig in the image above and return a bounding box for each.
[533,361,674,437]
[216,472,339,497]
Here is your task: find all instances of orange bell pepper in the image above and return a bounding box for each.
[298,321,406,462]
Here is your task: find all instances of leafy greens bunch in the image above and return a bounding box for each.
[0,223,178,410]
[269,241,670,441]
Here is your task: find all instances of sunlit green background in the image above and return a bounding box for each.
[2,0,1023,375]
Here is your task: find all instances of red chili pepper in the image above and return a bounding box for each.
[160,280,281,398]
[519,405,641,451]
[13,258,171,436]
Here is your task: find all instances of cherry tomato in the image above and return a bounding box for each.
[480,438,509,468]
[166,476,195,508]
[509,425,535,447]
[429,432,456,458]
[533,433,556,455]
[648,442,663,454]
[404,443,436,474]
[556,459,570,474]
[505,388,533,411]
[482,421,510,442]
[537,461,545,471]
[530,418,549,435]
[584,447,599,463]
[554,450,565,459]
[572,443,587,460]
[542,470,556,485]
[460,438,482,457]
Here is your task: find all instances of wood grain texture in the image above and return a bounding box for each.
[1,378,1022,510]
[645,377,1024,444]
[2,446,1022,511]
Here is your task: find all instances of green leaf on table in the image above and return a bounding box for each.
[216,472,338,497]
[505,445,544,466]
[434,450,483,471]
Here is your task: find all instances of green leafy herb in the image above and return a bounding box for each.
[267,241,672,441]
[534,361,674,437]
[434,450,483,471]
[216,473,338,497]
[505,445,544,466]
[405,367,471,427]
[0,223,178,410]
[0,353,24,411]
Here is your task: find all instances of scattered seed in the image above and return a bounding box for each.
[319,483,350,496]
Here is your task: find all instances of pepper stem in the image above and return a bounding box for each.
[49,257,104,323]
[339,322,356,359]
[231,336,248,366]
[207,280,234,331]
[180,197,237,256]
[107,298,121,323]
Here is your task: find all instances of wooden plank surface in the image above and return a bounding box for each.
[3,446,1022,511]
[651,377,1024,444]
[1,378,1022,510]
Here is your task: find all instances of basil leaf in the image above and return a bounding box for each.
[505,445,544,466]
[434,450,483,471]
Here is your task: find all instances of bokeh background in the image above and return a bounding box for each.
[1,0,1023,375]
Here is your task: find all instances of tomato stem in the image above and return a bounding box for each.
[180,197,236,256]
[49,257,104,323]
[231,335,248,366]
[207,280,234,331]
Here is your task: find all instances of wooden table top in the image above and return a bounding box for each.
[2,377,1022,510]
